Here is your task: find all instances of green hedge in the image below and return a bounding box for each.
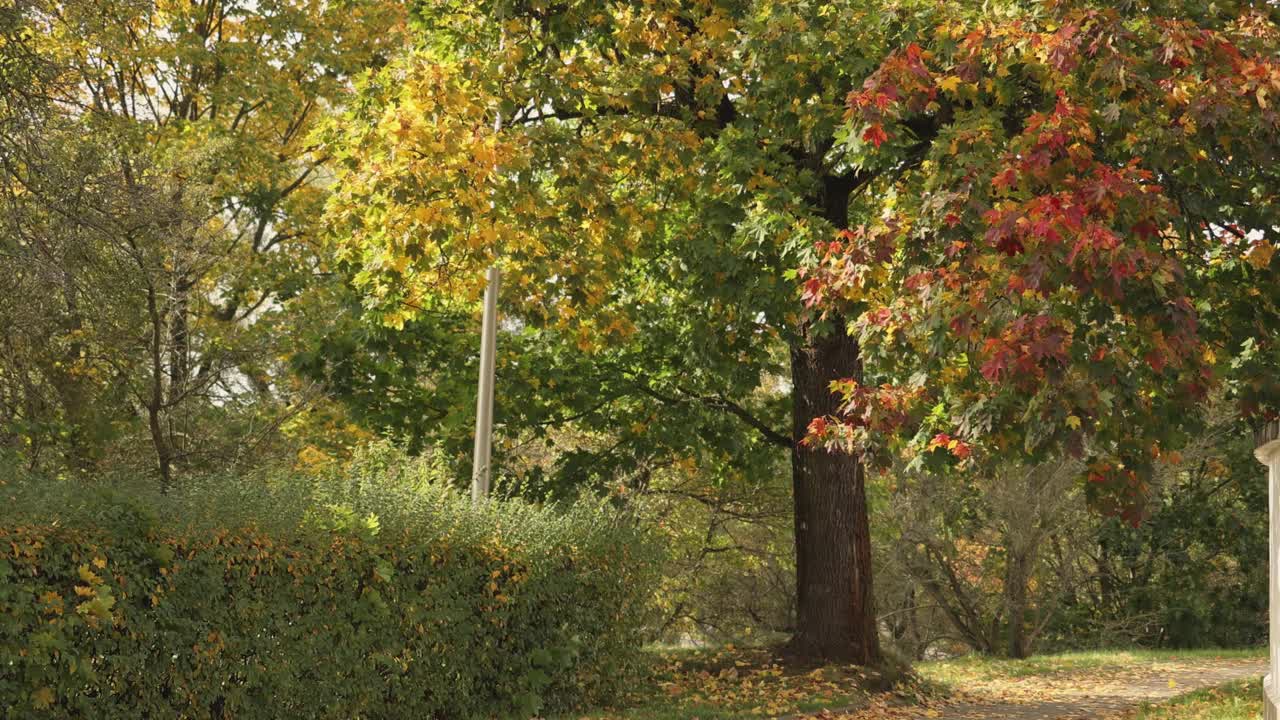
[0,470,660,719]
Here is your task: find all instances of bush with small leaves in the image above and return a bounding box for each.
[0,459,661,719]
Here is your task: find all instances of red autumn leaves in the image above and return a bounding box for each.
[978,316,1069,386]
[929,433,972,460]
[800,5,1280,512]
[861,124,889,148]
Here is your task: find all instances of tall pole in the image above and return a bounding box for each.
[472,266,500,502]
[474,8,505,503]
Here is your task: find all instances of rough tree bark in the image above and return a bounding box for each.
[780,171,883,664]
[786,324,882,664]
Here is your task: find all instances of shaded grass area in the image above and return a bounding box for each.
[919,647,1266,687]
[1124,677,1262,719]
[564,646,1265,720]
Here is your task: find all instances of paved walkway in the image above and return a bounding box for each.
[896,658,1267,720]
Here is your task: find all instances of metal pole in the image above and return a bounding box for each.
[473,6,505,503]
[471,266,500,502]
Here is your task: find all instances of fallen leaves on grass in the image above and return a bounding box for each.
[1111,678,1263,720]
[577,647,908,719]
[571,648,1265,720]
[652,649,872,716]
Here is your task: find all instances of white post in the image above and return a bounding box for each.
[472,266,500,503]
[474,10,505,502]
[1255,420,1280,720]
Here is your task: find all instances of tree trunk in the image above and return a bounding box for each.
[147,401,174,493]
[1003,542,1033,659]
[53,262,97,474]
[786,323,882,664]
[145,283,175,493]
[167,272,192,463]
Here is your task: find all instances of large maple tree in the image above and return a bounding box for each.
[322,0,1280,662]
[323,0,937,663]
[806,0,1280,523]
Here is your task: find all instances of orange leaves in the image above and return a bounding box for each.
[848,88,897,112]
[1244,238,1276,270]
[801,223,900,325]
[977,315,1070,387]
[641,648,868,719]
[991,167,1018,194]
[861,123,889,148]
[807,415,829,438]
[801,277,826,308]
[37,591,64,617]
[804,381,926,457]
[30,687,55,710]
[929,432,972,460]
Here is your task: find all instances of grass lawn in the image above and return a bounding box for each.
[1123,677,1263,719]
[918,647,1266,687]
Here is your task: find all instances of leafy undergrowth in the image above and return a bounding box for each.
[564,646,935,720]
[1122,677,1262,720]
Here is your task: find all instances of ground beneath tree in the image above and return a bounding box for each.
[574,648,1267,720]
[831,657,1267,720]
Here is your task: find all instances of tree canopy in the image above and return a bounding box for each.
[2,0,1277,667]
[0,0,404,480]
[317,0,1280,659]
[314,0,940,492]
[804,0,1280,521]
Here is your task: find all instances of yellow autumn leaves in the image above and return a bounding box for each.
[325,42,693,343]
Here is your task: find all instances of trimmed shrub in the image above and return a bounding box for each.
[0,463,660,719]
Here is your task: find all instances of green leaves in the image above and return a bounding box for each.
[0,0,407,484]
[0,469,661,718]
[314,0,956,503]
[805,0,1280,520]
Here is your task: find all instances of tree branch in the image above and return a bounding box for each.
[636,383,792,449]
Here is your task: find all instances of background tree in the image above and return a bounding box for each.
[0,0,405,484]
[1052,405,1268,649]
[871,403,1266,660]
[891,459,1083,659]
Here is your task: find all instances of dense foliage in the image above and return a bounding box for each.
[0,0,403,484]
[317,0,986,662]
[1053,419,1267,649]
[644,411,1267,658]
[0,453,661,718]
[0,0,1274,690]
[867,406,1265,659]
[806,0,1280,521]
